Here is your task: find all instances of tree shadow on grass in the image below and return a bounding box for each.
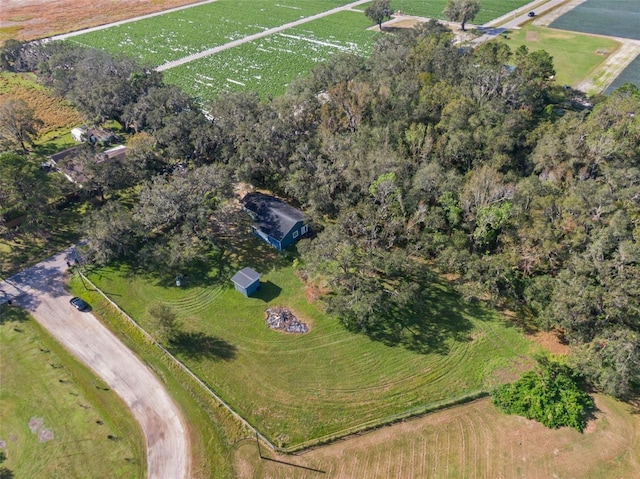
[168,331,237,361]
[348,276,482,355]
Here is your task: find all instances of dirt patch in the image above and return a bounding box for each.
[265,306,308,334]
[529,329,570,356]
[28,417,54,442]
[526,30,539,42]
[1,0,207,42]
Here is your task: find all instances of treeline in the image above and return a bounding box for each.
[2,22,638,397]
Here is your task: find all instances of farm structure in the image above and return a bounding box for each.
[241,192,308,251]
[231,267,261,297]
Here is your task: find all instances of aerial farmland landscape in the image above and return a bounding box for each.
[1,1,639,478]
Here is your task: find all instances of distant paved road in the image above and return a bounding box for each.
[1,248,189,479]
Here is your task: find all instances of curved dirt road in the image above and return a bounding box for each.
[3,248,188,479]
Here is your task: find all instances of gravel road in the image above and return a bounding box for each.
[2,248,189,479]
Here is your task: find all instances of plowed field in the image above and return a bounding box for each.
[1,0,204,42]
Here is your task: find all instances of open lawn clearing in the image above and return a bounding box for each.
[87,252,531,448]
[67,0,353,67]
[233,394,640,478]
[372,0,534,25]
[606,53,640,93]
[163,10,377,100]
[0,0,209,42]
[496,25,619,87]
[550,0,640,41]
[0,306,144,478]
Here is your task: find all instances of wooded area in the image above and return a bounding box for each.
[1,21,639,398]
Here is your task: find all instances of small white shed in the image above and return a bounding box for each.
[71,127,86,142]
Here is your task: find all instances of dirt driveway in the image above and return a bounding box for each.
[3,248,189,479]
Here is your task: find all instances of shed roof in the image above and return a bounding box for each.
[231,267,261,289]
[242,192,304,241]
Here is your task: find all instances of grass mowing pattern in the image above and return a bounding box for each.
[87,258,530,447]
[163,10,377,101]
[605,54,640,94]
[550,0,640,41]
[495,26,618,87]
[379,0,533,24]
[233,395,640,478]
[66,0,353,67]
[0,307,143,478]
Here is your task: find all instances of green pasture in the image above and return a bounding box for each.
[496,26,619,87]
[67,0,353,67]
[0,307,144,478]
[550,0,640,41]
[375,0,534,24]
[163,10,377,101]
[85,241,531,447]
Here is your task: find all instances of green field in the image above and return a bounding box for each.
[68,0,353,67]
[372,0,533,24]
[550,0,640,41]
[85,245,531,448]
[0,307,144,478]
[163,10,377,100]
[496,26,619,87]
[233,394,640,478]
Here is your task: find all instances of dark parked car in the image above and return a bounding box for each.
[69,297,89,311]
[528,11,536,17]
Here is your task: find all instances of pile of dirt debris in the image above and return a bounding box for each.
[265,307,308,334]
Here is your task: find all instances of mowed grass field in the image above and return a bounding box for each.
[365,0,533,24]
[0,307,144,478]
[233,394,640,478]
[67,0,354,67]
[550,0,640,41]
[496,26,619,87]
[163,10,377,100]
[85,244,531,448]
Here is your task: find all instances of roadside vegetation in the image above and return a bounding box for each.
[0,305,144,478]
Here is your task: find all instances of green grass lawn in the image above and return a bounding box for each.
[85,241,531,448]
[496,26,619,87]
[374,0,534,24]
[0,306,144,478]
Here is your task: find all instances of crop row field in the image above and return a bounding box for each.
[163,10,377,100]
[234,395,640,479]
[67,0,353,67]
[86,254,531,448]
[606,55,640,94]
[550,0,640,41]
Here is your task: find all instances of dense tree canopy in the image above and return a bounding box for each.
[7,22,639,398]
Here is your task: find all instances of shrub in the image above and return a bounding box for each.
[492,356,593,432]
